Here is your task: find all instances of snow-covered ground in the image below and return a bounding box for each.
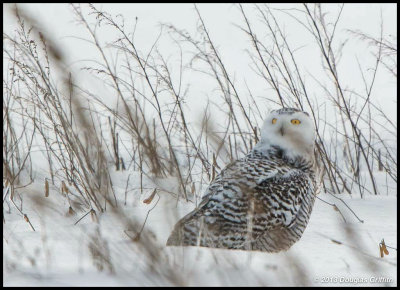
[3,171,397,287]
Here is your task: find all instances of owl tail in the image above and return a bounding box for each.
[166,227,183,246]
[166,213,208,247]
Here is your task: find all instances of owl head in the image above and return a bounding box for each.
[257,108,316,159]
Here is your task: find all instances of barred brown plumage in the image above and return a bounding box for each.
[167,108,318,252]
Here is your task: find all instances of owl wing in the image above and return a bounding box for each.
[167,157,284,248]
[166,160,244,246]
[250,169,316,251]
[254,169,314,228]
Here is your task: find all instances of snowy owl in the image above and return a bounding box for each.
[167,107,317,252]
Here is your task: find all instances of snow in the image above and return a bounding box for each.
[3,176,397,286]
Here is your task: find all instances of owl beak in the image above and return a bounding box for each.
[280,126,285,136]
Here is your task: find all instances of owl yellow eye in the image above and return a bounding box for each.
[291,119,301,125]
[272,118,277,124]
